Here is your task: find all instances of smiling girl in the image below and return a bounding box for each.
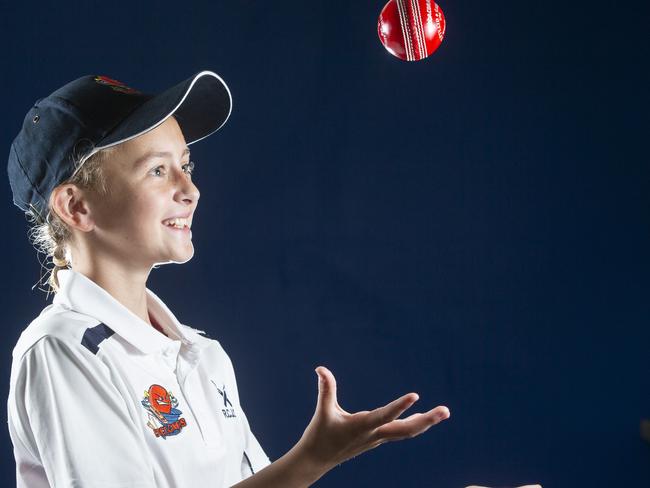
[6,70,450,488]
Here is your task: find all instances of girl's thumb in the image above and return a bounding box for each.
[315,366,336,410]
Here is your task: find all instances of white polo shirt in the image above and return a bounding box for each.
[7,268,271,488]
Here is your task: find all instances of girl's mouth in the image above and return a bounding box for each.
[163,222,191,236]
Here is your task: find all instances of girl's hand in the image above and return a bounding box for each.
[294,366,451,472]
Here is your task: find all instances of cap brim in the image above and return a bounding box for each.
[94,70,232,150]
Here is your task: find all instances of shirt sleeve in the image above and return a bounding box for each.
[8,336,156,488]
[239,406,272,479]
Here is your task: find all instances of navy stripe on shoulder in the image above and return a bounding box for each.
[81,322,115,354]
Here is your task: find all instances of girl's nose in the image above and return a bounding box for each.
[175,171,200,204]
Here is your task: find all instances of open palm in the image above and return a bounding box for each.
[296,366,451,470]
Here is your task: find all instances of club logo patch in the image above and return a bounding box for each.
[211,380,237,418]
[141,384,187,439]
[94,75,141,94]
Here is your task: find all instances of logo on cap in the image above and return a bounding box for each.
[141,384,187,439]
[94,75,141,94]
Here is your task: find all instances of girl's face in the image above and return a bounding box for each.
[86,116,200,269]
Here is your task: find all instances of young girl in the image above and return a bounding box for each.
[7,70,450,488]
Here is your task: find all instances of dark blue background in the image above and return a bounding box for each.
[1,1,648,486]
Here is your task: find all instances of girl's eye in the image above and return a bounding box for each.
[182,160,195,175]
[150,161,195,177]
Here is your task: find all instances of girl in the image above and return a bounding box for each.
[7,70,451,488]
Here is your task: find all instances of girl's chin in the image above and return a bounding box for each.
[153,254,193,266]
[169,247,194,264]
[151,244,194,266]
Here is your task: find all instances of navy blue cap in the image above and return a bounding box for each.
[8,70,232,222]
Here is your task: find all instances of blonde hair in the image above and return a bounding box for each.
[26,146,117,297]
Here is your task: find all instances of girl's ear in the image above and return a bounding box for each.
[51,184,95,232]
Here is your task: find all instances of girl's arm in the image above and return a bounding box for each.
[232,366,451,488]
[8,336,157,487]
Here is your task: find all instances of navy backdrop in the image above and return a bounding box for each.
[1,1,648,486]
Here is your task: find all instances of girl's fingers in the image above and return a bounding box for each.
[365,392,420,428]
[373,405,450,441]
[312,367,451,446]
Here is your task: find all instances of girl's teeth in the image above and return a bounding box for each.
[164,218,188,229]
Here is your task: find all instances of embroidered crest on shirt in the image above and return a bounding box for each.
[210,380,237,418]
[141,384,187,439]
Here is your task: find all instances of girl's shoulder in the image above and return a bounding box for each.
[11,302,102,365]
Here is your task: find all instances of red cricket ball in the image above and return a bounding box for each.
[377,0,446,61]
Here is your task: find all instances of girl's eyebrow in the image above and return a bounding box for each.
[132,147,191,168]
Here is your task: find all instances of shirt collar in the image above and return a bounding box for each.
[52,268,203,354]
